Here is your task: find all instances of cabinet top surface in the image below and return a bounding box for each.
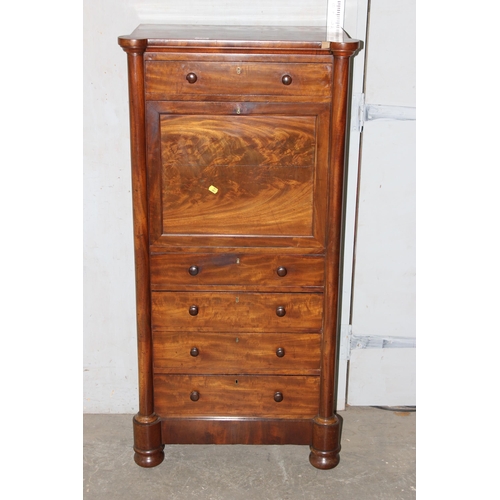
[118,24,359,52]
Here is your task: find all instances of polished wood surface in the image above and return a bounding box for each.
[151,291,323,332]
[119,24,360,470]
[150,253,324,290]
[146,100,330,249]
[152,332,321,374]
[159,114,315,236]
[119,24,359,52]
[146,61,332,96]
[160,418,313,445]
[154,374,320,418]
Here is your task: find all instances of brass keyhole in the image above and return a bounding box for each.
[236,67,242,74]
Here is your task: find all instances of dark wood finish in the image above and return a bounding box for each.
[119,24,360,470]
[309,47,357,471]
[152,332,321,374]
[310,414,343,469]
[150,253,324,290]
[158,113,315,236]
[153,374,319,418]
[146,61,332,96]
[151,291,323,332]
[119,24,358,52]
[160,418,313,445]
[146,100,330,249]
[132,415,164,467]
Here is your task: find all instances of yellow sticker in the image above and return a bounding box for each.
[208,185,218,194]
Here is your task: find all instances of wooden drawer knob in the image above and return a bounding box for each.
[188,265,199,276]
[189,305,199,316]
[186,72,197,84]
[276,306,286,317]
[276,347,285,358]
[190,347,199,357]
[281,74,292,85]
[277,266,287,277]
[190,390,200,401]
[274,391,284,402]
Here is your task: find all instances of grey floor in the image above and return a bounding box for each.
[83,406,415,499]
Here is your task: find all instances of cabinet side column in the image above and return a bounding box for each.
[310,43,359,470]
[120,39,164,468]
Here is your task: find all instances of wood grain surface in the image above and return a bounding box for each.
[153,374,320,418]
[152,332,321,374]
[160,114,315,236]
[151,291,323,332]
[146,61,332,96]
[150,252,324,289]
[119,24,361,468]
[160,417,313,445]
[146,100,330,249]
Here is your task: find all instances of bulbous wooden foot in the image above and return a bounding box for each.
[309,447,340,470]
[133,414,164,468]
[308,414,343,470]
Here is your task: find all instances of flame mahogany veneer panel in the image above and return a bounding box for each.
[159,114,316,236]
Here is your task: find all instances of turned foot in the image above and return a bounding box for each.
[133,414,164,468]
[308,414,342,470]
[309,447,340,470]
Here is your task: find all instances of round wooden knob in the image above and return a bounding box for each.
[276,347,285,358]
[276,306,286,317]
[189,305,199,316]
[190,347,199,357]
[274,391,284,402]
[277,266,287,277]
[186,72,198,84]
[189,265,199,276]
[190,390,200,401]
[282,74,292,85]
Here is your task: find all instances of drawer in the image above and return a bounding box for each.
[145,61,332,96]
[150,253,324,289]
[153,374,319,418]
[153,332,321,375]
[151,292,323,332]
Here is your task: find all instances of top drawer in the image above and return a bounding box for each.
[145,61,332,97]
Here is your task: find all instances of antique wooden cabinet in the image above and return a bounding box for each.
[118,25,360,470]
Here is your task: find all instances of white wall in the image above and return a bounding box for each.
[83,1,137,412]
[347,0,416,406]
[83,0,330,413]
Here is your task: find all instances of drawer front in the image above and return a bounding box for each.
[145,61,332,97]
[150,253,324,289]
[151,292,323,332]
[153,332,321,375]
[153,374,320,418]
